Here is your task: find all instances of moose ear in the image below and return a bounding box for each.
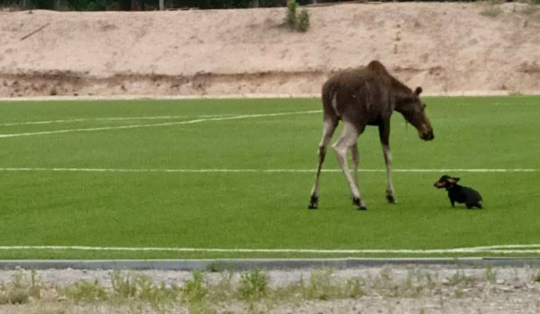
[414,87,423,95]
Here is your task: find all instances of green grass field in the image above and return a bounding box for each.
[0,96,539,259]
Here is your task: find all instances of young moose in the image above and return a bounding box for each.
[308,60,434,210]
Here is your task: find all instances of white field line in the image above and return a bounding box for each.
[0,168,536,174]
[0,114,234,127]
[0,110,321,139]
[1,245,540,254]
[3,90,540,102]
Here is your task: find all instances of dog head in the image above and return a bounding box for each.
[434,175,460,189]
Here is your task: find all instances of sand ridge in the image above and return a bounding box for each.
[1,2,540,97]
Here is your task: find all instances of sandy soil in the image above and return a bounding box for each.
[1,2,540,98]
[1,266,540,313]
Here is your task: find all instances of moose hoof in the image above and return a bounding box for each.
[386,194,397,204]
[308,195,319,210]
[352,197,367,211]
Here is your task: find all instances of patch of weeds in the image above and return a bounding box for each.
[184,271,207,303]
[345,277,365,298]
[485,266,497,283]
[209,271,234,302]
[534,269,540,282]
[400,268,429,298]
[372,267,397,294]
[0,271,42,305]
[62,280,109,303]
[270,281,302,303]
[304,268,342,300]
[238,269,269,301]
[480,6,503,18]
[136,276,179,307]
[447,271,476,287]
[111,271,137,299]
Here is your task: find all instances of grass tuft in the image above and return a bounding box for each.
[534,269,540,282]
[238,269,269,300]
[184,271,207,303]
[62,280,109,303]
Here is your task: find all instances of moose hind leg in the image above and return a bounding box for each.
[350,143,360,197]
[332,122,366,210]
[309,117,338,209]
[382,144,396,204]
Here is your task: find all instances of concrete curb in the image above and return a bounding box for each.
[2,258,540,271]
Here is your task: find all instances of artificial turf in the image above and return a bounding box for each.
[0,96,539,259]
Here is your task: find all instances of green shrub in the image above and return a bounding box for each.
[285,0,310,32]
[297,8,310,32]
[286,0,298,29]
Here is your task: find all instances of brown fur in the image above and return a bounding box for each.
[309,60,434,210]
[322,60,431,134]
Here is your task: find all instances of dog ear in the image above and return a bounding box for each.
[414,87,423,95]
[451,177,460,183]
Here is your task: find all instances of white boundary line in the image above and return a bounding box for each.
[0,167,536,173]
[0,114,234,127]
[3,91,540,102]
[0,110,321,139]
[1,245,540,254]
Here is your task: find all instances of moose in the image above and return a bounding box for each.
[308,60,434,210]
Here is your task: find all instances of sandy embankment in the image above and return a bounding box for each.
[1,2,540,98]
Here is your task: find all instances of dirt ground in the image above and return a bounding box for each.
[1,2,540,98]
[1,266,540,313]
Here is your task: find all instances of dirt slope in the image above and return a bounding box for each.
[1,2,540,97]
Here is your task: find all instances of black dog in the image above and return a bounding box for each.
[434,175,483,209]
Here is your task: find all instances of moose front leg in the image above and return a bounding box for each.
[379,123,396,204]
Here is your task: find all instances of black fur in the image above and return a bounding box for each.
[434,175,483,209]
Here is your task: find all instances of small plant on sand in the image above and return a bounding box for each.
[286,0,298,29]
[485,266,498,283]
[297,8,310,32]
[184,271,207,302]
[534,269,540,282]
[285,0,310,32]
